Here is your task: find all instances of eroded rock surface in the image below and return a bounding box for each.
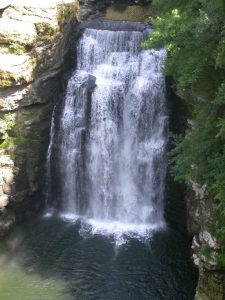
[186,173,225,299]
[0,0,79,234]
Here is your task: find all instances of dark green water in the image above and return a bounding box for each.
[0,216,197,300]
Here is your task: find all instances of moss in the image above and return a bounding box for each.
[0,72,29,88]
[0,137,27,149]
[0,134,41,152]
[218,253,225,268]
[35,22,55,42]
[0,113,15,137]
[57,2,79,30]
[0,72,15,88]
[8,43,26,55]
[0,138,15,150]
[202,245,212,260]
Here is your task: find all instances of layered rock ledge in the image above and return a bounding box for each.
[0,0,79,234]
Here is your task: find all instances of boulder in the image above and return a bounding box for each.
[0,195,9,211]
[0,17,36,45]
[0,54,34,87]
[0,85,31,111]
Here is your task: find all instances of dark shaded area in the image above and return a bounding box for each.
[80,0,151,8]
[79,19,150,31]
[164,77,189,233]
[1,216,198,300]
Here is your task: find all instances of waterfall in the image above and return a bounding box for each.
[46,21,168,236]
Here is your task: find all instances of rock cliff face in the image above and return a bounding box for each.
[166,87,225,299]
[186,188,225,300]
[165,75,225,299]
[0,0,80,234]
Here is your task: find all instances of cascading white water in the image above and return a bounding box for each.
[46,21,168,237]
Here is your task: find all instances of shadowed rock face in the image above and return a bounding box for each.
[80,0,150,5]
[77,0,153,23]
[80,19,150,31]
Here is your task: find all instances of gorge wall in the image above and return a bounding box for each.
[187,189,225,300]
[0,0,80,234]
[0,1,224,299]
[166,87,225,299]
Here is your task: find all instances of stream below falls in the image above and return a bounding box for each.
[0,217,197,300]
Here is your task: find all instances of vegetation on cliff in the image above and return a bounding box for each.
[143,0,225,265]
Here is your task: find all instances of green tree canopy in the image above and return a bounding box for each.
[144,0,225,265]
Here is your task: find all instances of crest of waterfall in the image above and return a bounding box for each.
[46,21,168,235]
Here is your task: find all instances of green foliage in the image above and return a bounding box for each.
[170,83,225,185]
[145,0,225,266]
[0,114,15,136]
[216,37,225,68]
[218,253,225,268]
[143,1,224,91]
[0,136,38,155]
[9,43,26,55]
[35,22,55,42]
[202,245,212,259]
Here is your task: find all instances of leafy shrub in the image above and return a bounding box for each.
[144,0,225,266]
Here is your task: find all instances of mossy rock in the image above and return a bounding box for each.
[57,2,79,29]
[0,18,36,45]
[0,54,34,88]
[35,22,55,42]
[0,72,15,88]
